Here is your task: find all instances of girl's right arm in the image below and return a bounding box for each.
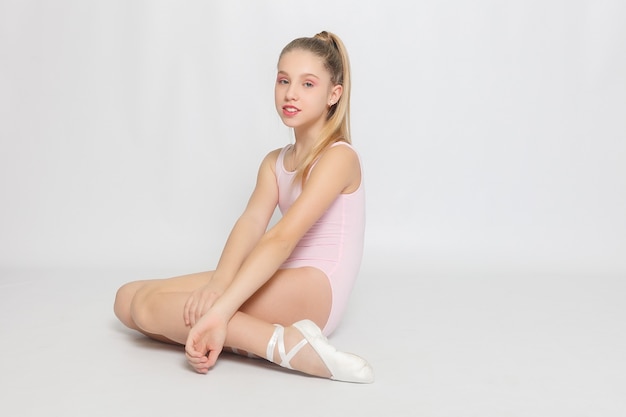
[183,149,280,326]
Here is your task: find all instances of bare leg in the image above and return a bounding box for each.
[114,268,333,378]
[226,312,332,378]
[114,271,214,343]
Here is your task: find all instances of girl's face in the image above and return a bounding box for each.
[275,49,342,135]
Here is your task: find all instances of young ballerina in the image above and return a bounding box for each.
[113,30,373,383]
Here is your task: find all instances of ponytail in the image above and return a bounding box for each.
[279,31,352,186]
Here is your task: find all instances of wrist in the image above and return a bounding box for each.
[210,295,238,324]
[211,306,234,325]
[209,273,231,292]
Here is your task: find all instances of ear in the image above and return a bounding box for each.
[328,84,343,105]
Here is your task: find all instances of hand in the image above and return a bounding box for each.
[185,311,228,374]
[183,281,225,327]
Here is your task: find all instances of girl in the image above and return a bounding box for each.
[114,31,373,383]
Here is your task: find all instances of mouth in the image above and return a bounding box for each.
[282,105,300,116]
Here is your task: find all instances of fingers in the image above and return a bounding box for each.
[185,348,221,374]
[206,346,222,368]
[193,297,207,325]
[184,290,203,327]
[188,298,199,327]
[186,349,221,374]
[184,298,200,327]
[184,312,227,375]
[192,297,208,327]
[185,339,221,374]
[185,334,208,373]
[183,296,192,327]
[184,290,220,327]
[191,292,219,326]
[186,353,210,374]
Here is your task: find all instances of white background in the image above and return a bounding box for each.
[0,0,626,271]
[1,0,625,274]
[1,2,626,416]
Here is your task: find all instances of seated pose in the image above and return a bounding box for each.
[114,31,373,383]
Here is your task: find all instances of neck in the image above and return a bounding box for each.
[293,113,328,146]
[292,127,318,155]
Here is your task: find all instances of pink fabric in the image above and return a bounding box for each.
[276,142,365,336]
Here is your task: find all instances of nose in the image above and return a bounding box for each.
[285,83,298,101]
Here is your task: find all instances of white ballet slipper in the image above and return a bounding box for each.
[266,319,374,383]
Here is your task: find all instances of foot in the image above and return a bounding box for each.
[266,320,374,383]
[281,325,332,378]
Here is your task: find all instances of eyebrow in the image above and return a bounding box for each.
[277,70,320,80]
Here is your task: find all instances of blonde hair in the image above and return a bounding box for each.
[279,31,352,186]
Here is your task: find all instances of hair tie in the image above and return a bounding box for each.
[315,31,338,50]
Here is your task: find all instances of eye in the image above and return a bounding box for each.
[277,78,289,85]
[304,81,315,88]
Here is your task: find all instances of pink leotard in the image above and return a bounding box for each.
[275,142,365,336]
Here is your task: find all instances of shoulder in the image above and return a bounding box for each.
[264,147,284,162]
[307,142,361,192]
[258,147,284,174]
[315,142,361,174]
[326,142,359,161]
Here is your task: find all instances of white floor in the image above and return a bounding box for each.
[1,259,625,416]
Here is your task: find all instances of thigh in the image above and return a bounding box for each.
[125,270,214,298]
[114,271,214,327]
[117,268,331,341]
[240,267,332,331]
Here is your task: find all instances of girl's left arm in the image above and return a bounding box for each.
[185,145,361,371]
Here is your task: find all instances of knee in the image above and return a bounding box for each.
[113,282,142,329]
[126,285,158,333]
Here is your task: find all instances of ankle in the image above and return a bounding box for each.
[284,325,331,378]
[282,326,303,352]
[265,320,373,383]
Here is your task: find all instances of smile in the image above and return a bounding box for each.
[282,105,300,116]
